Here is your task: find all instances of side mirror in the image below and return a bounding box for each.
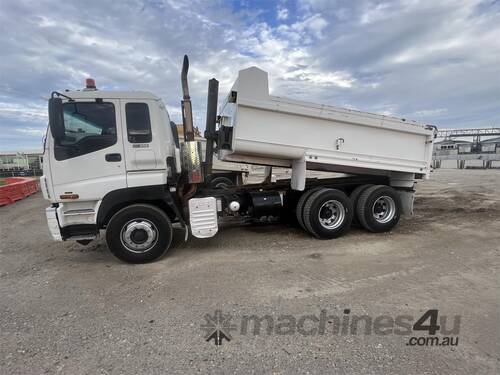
[48,97,65,142]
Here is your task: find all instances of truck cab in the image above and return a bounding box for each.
[41,82,181,245]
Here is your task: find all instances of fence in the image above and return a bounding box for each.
[0,177,39,206]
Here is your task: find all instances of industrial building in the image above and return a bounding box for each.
[0,150,43,177]
[433,128,500,169]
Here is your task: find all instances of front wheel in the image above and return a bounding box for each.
[106,204,173,263]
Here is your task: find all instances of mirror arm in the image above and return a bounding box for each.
[51,91,74,101]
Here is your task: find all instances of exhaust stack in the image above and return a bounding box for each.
[181,55,194,142]
[179,55,203,184]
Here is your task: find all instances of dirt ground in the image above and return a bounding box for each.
[1,169,499,374]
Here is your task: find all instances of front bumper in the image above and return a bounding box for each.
[45,207,62,241]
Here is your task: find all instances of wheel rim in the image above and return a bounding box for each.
[318,200,346,229]
[372,196,396,224]
[120,218,158,253]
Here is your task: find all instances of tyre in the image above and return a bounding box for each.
[303,188,353,239]
[210,176,234,189]
[106,204,173,263]
[349,184,374,225]
[356,185,401,233]
[295,187,322,231]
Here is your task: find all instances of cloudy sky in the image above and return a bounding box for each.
[1,0,499,151]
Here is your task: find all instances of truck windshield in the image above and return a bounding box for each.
[54,102,117,160]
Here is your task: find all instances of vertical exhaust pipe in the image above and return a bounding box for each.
[179,55,203,184]
[181,55,194,142]
[204,78,219,176]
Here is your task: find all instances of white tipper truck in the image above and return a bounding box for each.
[41,56,436,263]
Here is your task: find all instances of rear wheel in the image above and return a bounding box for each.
[210,176,234,189]
[356,185,401,232]
[295,187,322,230]
[106,204,173,263]
[350,184,373,225]
[303,188,353,239]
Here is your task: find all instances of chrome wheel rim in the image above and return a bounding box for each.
[318,200,346,229]
[372,196,396,224]
[120,218,158,253]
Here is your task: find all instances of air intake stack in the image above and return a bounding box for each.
[204,78,219,176]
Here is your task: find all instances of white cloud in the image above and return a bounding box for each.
[286,14,329,39]
[277,6,289,21]
[16,127,46,137]
[360,2,393,25]
[0,102,47,123]
[414,108,448,117]
[283,68,355,88]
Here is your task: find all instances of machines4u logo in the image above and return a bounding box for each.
[200,309,460,347]
[201,310,237,346]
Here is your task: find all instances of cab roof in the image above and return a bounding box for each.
[60,90,160,101]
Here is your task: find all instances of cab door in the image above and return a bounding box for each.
[48,99,126,201]
[120,99,165,187]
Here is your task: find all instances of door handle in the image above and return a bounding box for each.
[105,153,121,162]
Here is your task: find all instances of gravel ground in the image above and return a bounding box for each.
[0,169,499,374]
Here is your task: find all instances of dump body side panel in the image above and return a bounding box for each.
[219,67,434,178]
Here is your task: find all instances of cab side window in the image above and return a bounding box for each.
[55,102,117,161]
[125,103,152,143]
